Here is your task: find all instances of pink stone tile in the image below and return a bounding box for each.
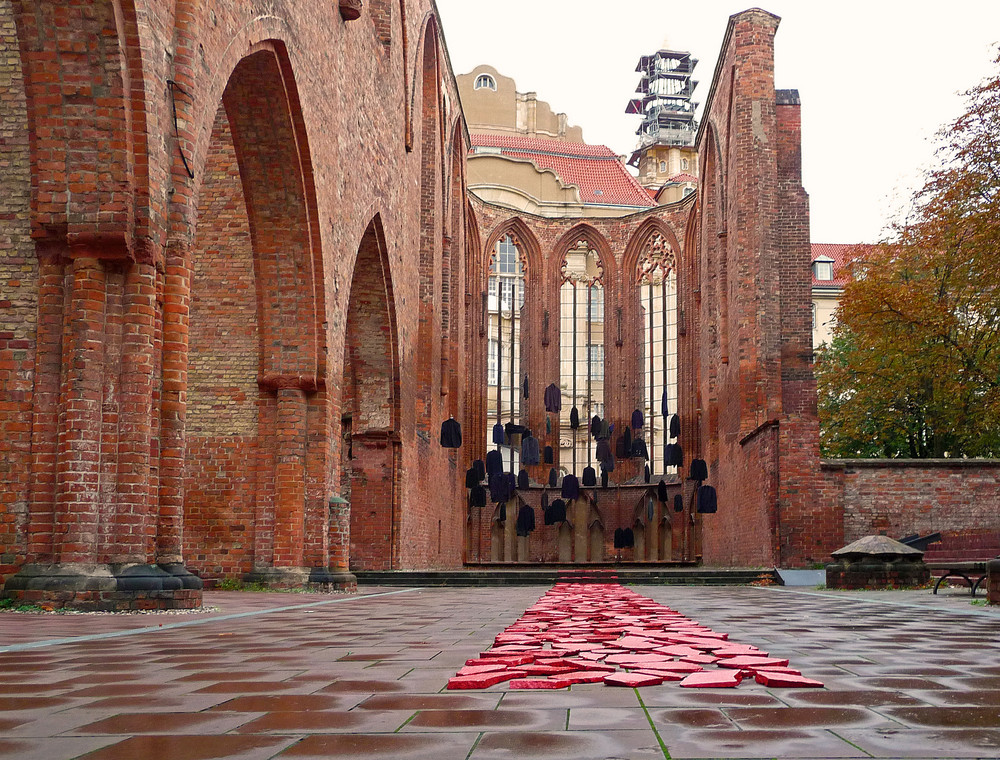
[604,672,665,688]
[679,671,743,688]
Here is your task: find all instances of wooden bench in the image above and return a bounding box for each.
[926,561,989,597]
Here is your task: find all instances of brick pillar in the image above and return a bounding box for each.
[274,383,307,569]
[54,256,107,564]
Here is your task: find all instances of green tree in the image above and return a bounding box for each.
[817,52,1000,458]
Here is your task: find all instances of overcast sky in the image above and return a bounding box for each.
[434,1,1000,244]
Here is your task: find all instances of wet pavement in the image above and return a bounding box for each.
[0,584,998,759]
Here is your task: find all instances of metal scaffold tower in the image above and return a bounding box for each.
[626,47,699,167]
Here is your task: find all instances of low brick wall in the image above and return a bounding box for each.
[822,459,1000,547]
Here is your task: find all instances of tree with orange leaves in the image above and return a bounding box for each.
[817,53,1000,458]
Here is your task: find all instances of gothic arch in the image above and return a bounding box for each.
[622,217,683,285]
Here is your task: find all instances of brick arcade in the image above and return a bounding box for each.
[1,3,996,608]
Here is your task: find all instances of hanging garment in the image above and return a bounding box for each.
[485,449,503,477]
[521,435,540,465]
[543,501,555,525]
[697,485,718,514]
[561,473,580,501]
[523,374,529,399]
[601,468,610,488]
[550,498,567,523]
[596,438,612,465]
[644,464,651,484]
[543,445,554,464]
[517,469,529,490]
[504,422,514,442]
[470,485,487,508]
[623,528,635,548]
[690,458,709,482]
[664,443,683,468]
[657,479,668,503]
[544,383,561,413]
[546,415,552,434]
[541,491,549,511]
[505,472,517,499]
[661,389,669,417]
[492,422,505,446]
[440,418,462,448]
[615,433,628,460]
[674,493,684,513]
[548,468,558,488]
[499,502,506,522]
[582,466,597,487]
[599,418,611,440]
[472,459,486,482]
[613,528,624,549]
[570,406,580,429]
[670,414,680,439]
[591,415,602,436]
[631,409,644,430]
[647,497,654,521]
[465,467,479,488]
[631,438,649,461]
[516,505,536,536]
[489,473,510,503]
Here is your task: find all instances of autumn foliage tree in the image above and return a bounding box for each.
[817,53,1000,458]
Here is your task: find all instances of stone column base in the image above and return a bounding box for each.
[244,567,357,592]
[2,563,204,611]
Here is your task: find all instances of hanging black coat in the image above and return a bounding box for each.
[489,473,510,503]
[498,502,506,522]
[521,435,540,465]
[570,406,580,429]
[561,473,580,501]
[550,498,566,523]
[548,468,558,487]
[543,445,554,464]
[541,491,549,511]
[543,383,561,413]
[440,418,462,448]
[661,389,669,417]
[472,459,486,482]
[582,466,597,487]
[664,443,683,468]
[697,484,718,513]
[631,438,649,461]
[657,479,668,503]
[523,374,529,399]
[623,426,632,454]
[465,467,479,488]
[613,528,624,549]
[492,422,505,446]
[669,414,680,439]
[590,415,602,436]
[644,464,651,484]
[470,485,487,508]
[596,438,612,465]
[674,493,684,512]
[516,505,536,536]
[601,468,610,488]
[517,469,529,490]
[631,409,644,429]
[615,433,628,460]
[485,449,504,477]
[690,458,709,482]
[623,528,635,548]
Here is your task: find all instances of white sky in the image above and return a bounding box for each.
[434,1,1000,244]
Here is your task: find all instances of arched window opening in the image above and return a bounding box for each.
[475,73,497,91]
[487,234,526,471]
[636,233,678,477]
[559,241,604,475]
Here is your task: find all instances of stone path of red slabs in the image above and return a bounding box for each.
[448,583,823,691]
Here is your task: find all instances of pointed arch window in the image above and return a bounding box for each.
[559,241,604,474]
[636,233,678,475]
[487,234,527,470]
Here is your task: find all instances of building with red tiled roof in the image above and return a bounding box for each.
[811,243,855,349]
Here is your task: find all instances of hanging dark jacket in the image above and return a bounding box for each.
[548,468,558,488]
[543,501,555,525]
[661,389,669,417]
[517,469,529,490]
[596,438,612,465]
[541,491,549,511]
[492,422,505,446]
[498,502,506,522]
[543,445,554,464]
[644,464,651,483]
[440,418,462,448]
[601,468,610,488]
[551,498,566,523]
[543,383,561,413]
[690,458,709,482]
[591,415,602,436]
[521,435,540,466]
[599,418,611,440]
[505,472,517,499]
[674,493,684,513]
[697,484,718,514]
[489,473,509,503]
[472,459,486,482]
[631,409,644,430]
[669,414,680,439]
[665,443,683,468]
[632,438,649,461]
[516,505,536,536]
[657,479,668,503]
[523,374,529,399]
[615,433,628,460]
[470,485,487,508]
[485,449,504,477]
[623,426,632,454]
[570,406,580,429]
[561,473,580,500]
[613,528,624,549]
[623,528,635,548]
[582,466,597,487]
[465,467,479,488]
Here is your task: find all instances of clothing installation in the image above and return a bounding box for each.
[517,469,529,490]
[561,473,580,501]
[582,466,597,487]
[631,409,644,429]
[669,414,680,439]
[690,458,709,482]
[440,418,462,448]
[492,422,505,446]
[516,505,536,536]
[570,406,580,429]
[631,438,649,461]
[697,484,718,513]
[485,449,503,477]
[543,383,561,413]
[521,434,540,465]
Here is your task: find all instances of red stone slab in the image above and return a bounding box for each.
[713,645,766,657]
[635,669,686,681]
[447,671,523,690]
[682,654,719,665]
[679,670,744,688]
[559,671,611,685]
[717,656,790,670]
[603,672,665,687]
[754,671,824,688]
[465,655,533,667]
[605,652,672,665]
[507,677,572,690]
[657,645,703,657]
[456,664,508,676]
[638,661,704,673]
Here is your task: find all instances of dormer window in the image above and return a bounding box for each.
[659,160,666,173]
[813,257,834,281]
[474,74,497,91]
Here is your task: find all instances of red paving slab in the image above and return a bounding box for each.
[0,585,999,758]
